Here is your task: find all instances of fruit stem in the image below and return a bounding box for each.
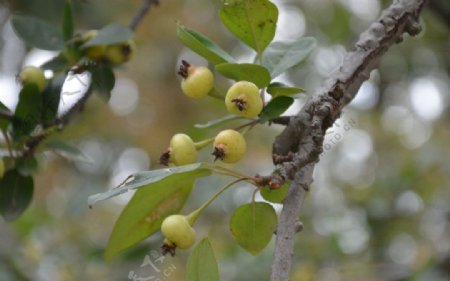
[193,137,214,150]
[238,121,258,137]
[208,164,250,179]
[186,178,245,225]
[234,119,259,132]
[207,89,225,100]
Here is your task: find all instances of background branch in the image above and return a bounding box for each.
[269,0,429,280]
[128,0,160,31]
[17,0,160,154]
[0,109,13,121]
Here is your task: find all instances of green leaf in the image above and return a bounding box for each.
[220,0,278,55]
[177,23,234,65]
[62,0,74,41]
[185,238,220,281]
[194,115,244,129]
[104,166,211,260]
[267,82,305,98]
[11,15,64,50]
[0,169,34,221]
[82,23,133,47]
[260,183,289,204]
[230,202,277,255]
[12,84,43,140]
[262,37,316,78]
[45,140,93,164]
[88,163,212,206]
[91,65,115,101]
[41,55,70,72]
[259,96,294,123]
[215,63,271,88]
[0,101,11,132]
[16,157,39,176]
[42,73,66,126]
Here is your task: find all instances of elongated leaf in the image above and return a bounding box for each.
[42,73,66,126]
[194,115,243,129]
[230,202,277,255]
[0,169,34,221]
[259,96,294,123]
[45,140,93,164]
[88,163,211,206]
[177,23,234,65]
[62,0,74,41]
[12,84,43,140]
[267,82,305,98]
[41,55,70,72]
[185,238,220,281]
[220,0,278,54]
[11,15,64,50]
[91,65,115,101]
[83,23,133,47]
[215,63,271,88]
[263,37,316,78]
[104,167,210,260]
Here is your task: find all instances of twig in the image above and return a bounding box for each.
[128,0,160,31]
[269,0,429,280]
[0,109,13,121]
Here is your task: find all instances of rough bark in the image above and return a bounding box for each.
[270,0,429,280]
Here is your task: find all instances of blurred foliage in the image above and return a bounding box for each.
[0,0,449,281]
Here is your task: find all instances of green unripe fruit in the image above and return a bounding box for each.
[85,45,107,60]
[225,81,263,118]
[179,60,214,99]
[161,133,197,166]
[161,215,196,249]
[104,39,136,64]
[18,66,47,92]
[79,30,106,61]
[213,129,246,163]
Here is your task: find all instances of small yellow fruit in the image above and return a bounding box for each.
[213,129,246,163]
[18,66,47,92]
[161,215,196,249]
[85,45,107,61]
[225,81,263,118]
[80,30,107,61]
[160,133,197,166]
[179,60,214,99]
[104,39,136,64]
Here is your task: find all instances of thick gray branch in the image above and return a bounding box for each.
[270,0,429,280]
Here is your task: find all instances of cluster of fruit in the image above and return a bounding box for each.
[159,61,267,252]
[81,30,135,64]
[16,29,136,95]
[161,61,263,167]
[2,31,136,181]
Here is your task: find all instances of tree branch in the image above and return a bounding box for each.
[0,109,13,121]
[269,0,429,280]
[128,0,160,31]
